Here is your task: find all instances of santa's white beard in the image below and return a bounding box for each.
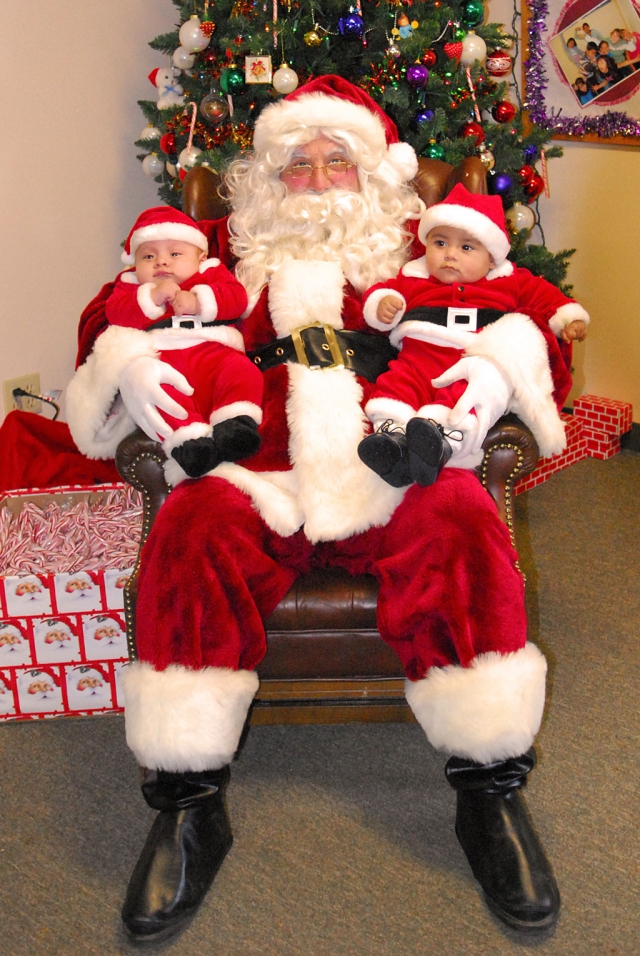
[233,187,412,298]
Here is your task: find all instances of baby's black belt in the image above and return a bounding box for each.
[247,325,398,383]
[147,317,235,330]
[400,306,505,330]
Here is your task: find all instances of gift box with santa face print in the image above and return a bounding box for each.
[0,483,142,721]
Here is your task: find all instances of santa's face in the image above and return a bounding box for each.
[4,576,52,617]
[66,666,112,710]
[280,136,360,195]
[34,619,81,664]
[0,623,32,666]
[17,669,63,713]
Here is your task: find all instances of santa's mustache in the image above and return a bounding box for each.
[277,189,363,229]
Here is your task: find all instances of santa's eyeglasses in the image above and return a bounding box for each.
[281,158,356,179]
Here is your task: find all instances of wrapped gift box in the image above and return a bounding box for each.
[0,483,142,722]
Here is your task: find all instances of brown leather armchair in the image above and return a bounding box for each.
[116,156,539,726]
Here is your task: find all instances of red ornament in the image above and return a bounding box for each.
[517,164,536,186]
[486,51,512,77]
[460,121,485,145]
[523,172,545,202]
[492,101,517,123]
[179,167,189,182]
[200,19,216,36]
[421,49,437,67]
[443,41,463,61]
[159,132,177,155]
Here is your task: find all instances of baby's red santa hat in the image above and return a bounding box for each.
[418,183,511,268]
[252,74,418,183]
[121,205,209,265]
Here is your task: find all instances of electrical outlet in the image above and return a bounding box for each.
[3,373,42,415]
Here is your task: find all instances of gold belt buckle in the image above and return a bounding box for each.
[290,322,345,370]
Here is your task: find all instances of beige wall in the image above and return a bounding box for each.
[2,1,639,426]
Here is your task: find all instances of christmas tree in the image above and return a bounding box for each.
[136,0,574,289]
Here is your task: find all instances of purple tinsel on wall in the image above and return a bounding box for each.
[524,0,640,138]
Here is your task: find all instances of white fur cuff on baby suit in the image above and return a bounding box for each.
[66,325,159,460]
[362,289,406,331]
[548,302,590,337]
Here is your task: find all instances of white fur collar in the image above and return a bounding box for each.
[400,257,514,282]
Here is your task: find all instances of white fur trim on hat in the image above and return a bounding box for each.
[121,222,209,265]
[418,204,511,268]
[122,662,259,771]
[405,642,547,763]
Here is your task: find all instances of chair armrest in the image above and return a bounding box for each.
[115,428,169,532]
[476,413,539,527]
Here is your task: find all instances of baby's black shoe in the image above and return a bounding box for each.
[171,416,261,479]
[405,417,453,487]
[357,420,412,488]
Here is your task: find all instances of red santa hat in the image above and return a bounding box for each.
[121,206,209,265]
[418,183,511,268]
[252,74,418,183]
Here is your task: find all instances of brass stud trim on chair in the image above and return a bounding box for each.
[480,442,526,581]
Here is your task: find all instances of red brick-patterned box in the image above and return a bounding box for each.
[0,483,141,722]
[573,394,633,437]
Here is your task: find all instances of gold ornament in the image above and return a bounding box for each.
[304,29,322,46]
[479,150,496,171]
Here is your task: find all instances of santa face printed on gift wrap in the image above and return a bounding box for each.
[0,671,16,715]
[82,614,127,661]
[104,568,132,610]
[16,667,64,714]
[0,621,32,667]
[65,664,112,711]
[3,575,52,617]
[112,661,128,709]
[33,618,81,665]
[54,571,102,614]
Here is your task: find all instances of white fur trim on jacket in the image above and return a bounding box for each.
[147,325,245,352]
[463,312,566,457]
[548,301,590,337]
[209,401,263,427]
[405,642,547,763]
[137,282,166,320]
[66,325,158,459]
[365,397,415,426]
[268,259,346,336]
[363,288,406,331]
[162,421,212,456]
[399,257,515,282]
[122,662,259,771]
[191,284,218,322]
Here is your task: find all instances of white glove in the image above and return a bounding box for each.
[118,355,194,442]
[432,355,512,454]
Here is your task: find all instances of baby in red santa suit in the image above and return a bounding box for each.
[70,206,263,479]
[68,76,568,945]
[357,184,589,487]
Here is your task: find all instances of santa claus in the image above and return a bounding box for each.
[67,77,564,944]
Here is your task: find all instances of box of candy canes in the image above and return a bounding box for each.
[0,482,143,722]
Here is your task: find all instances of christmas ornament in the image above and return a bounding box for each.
[421,49,437,67]
[523,172,545,202]
[461,0,485,28]
[159,132,177,155]
[220,67,244,94]
[425,143,445,160]
[392,13,419,38]
[453,26,467,41]
[505,202,536,234]
[416,109,435,124]
[486,50,512,77]
[443,41,463,62]
[178,15,211,53]
[492,101,517,123]
[245,55,272,83]
[304,29,322,47]
[386,40,402,57]
[406,63,430,88]
[479,149,495,170]
[517,164,536,186]
[173,46,196,70]
[140,125,161,141]
[273,64,299,94]
[338,10,364,38]
[178,145,202,169]
[200,2,216,37]
[523,144,539,162]
[166,162,178,178]
[200,91,230,124]
[148,68,184,110]
[460,31,487,67]
[142,153,164,177]
[460,121,485,145]
[489,171,514,196]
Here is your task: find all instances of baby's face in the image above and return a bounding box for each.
[134,239,205,285]
[425,225,494,284]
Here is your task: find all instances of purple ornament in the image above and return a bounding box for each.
[523,144,539,162]
[490,171,514,196]
[416,109,435,124]
[406,63,430,88]
[338,12,364,37]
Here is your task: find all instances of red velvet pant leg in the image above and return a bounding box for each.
[370,340,469,412]
[325,468,527,680]
[156,343,264,431]
[135,476,311,671]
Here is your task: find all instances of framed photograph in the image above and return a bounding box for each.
[522,0,640,144]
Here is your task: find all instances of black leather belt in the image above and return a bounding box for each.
[400,306,504,332]
[147,317,236,330]
[247,324,397,383]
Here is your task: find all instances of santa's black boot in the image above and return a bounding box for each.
[357,420,412,487]
[405,417,453,486]
[445,749,560,935]
[122,766,233,944]
[171,416,261,479]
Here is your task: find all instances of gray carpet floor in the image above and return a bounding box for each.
[1,452,638,956]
